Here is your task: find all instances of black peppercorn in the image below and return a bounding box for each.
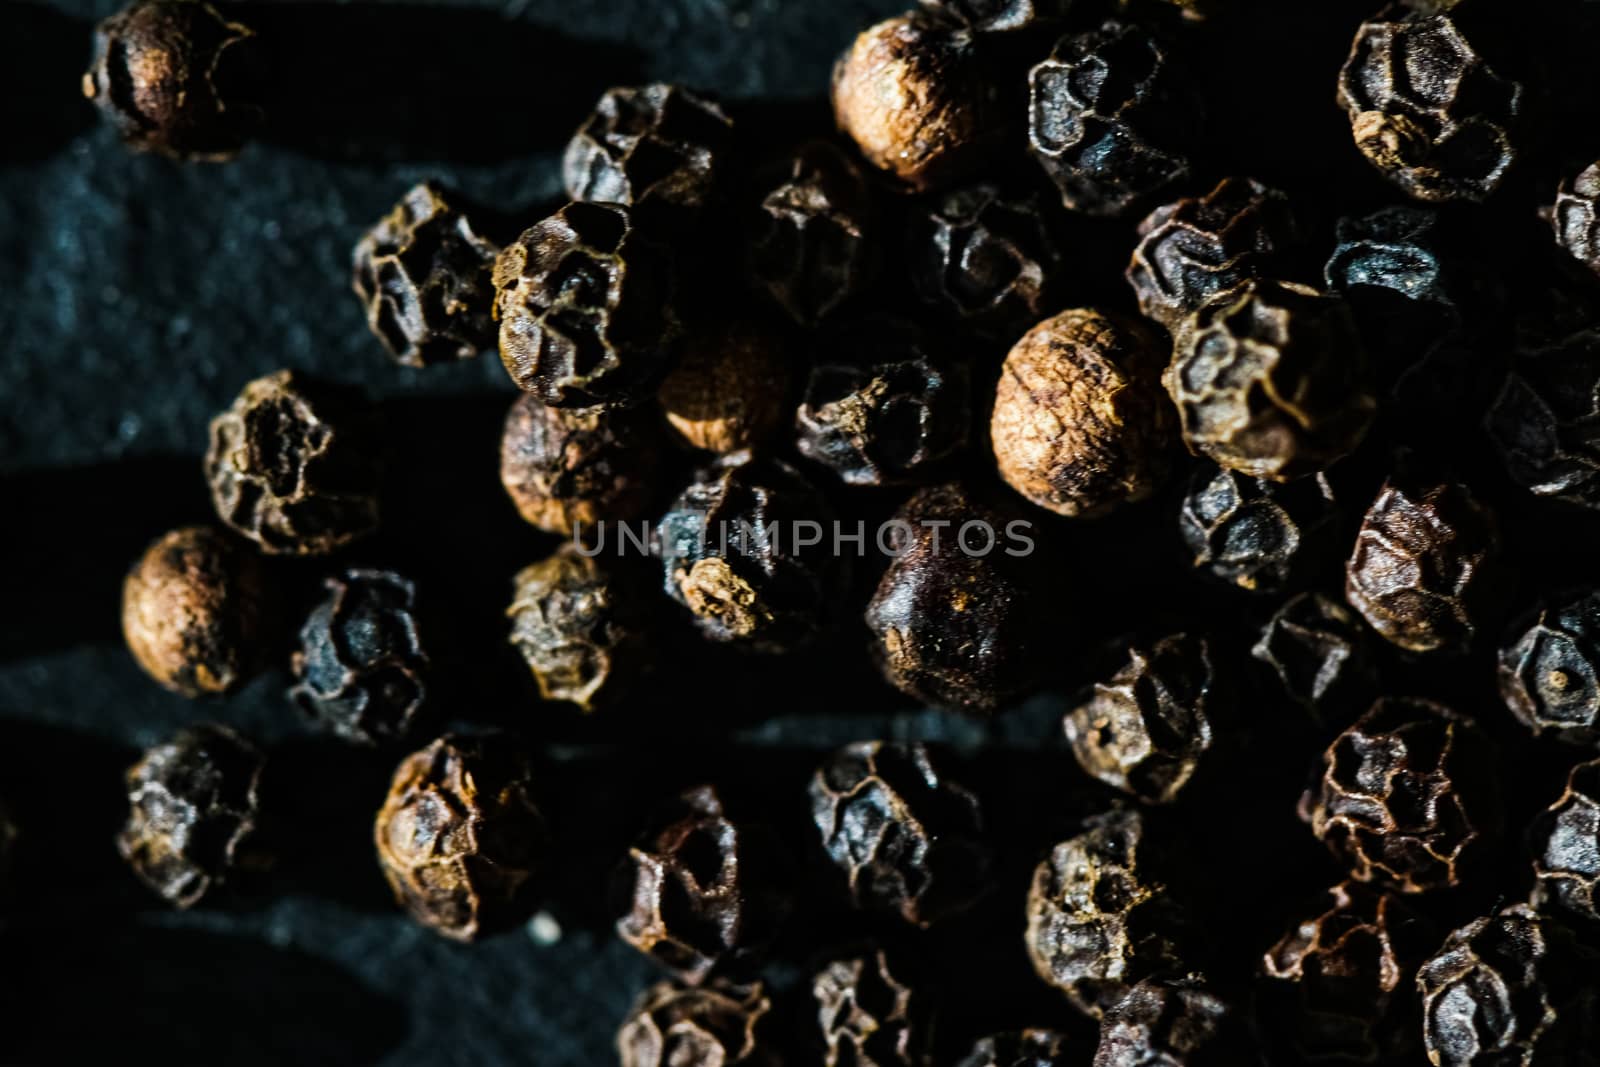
[205,369,383,556]
[122,525,269,698]
[289,569,429,746]
[992,308,1174,518]
[658,319,792,454]
[1094,978,1243,1067]
[1553,163,1600,278]
[1178,467,1339,595]
[919,0,1069,34]
[117,724,265,908]
[351,181,499,368]
[1531,759,1600,926]
[809,741,991,927]
[374,734,545,941]
[492,201,680,409]
[1323,205,1472,339]
[83,0,259,161]
[814,948,930,1067]
[1498,590,1600,746]
[618,979,778,1067]
[1251,592,1377,723]
[1486,327,1600,510]
[956,1030,1071,1067]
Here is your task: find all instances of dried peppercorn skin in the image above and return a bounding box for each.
[1178,468,1338,595]
[659,319,792,454]
[617,979,778,1067]
[1486,328,1600,510]
[814,949,928,1067]
[1498,590,1600,745]
[1093,979,1239,1067]
[1553,163,1600,277]
[956,1030,1071,1067]
[809,741,991,927]
[116,724,264,908]
[1251,592,1376,723]
[374,735,545,941]
[1530,759,1600,925]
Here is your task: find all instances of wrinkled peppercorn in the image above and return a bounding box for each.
[492,201,680,409]
[659,319,791,454]
[992,308,1173,517]
[618,979,777,1067]
[1553,163,1600,277]
[1498,590,1600,745]
[1530,759,1600,926]
[1252,593,1377,723]
[832,13,999,191]
[83,0,258,161]
[1323,205,1470,333]
[1063,634,1219,805]
[1300,698,1501,894]
[957,1030,1071,1067]
[1178,467,1338,595]
[351,181,499,368]
[796,318,970,487]
[616,785,793,984]
[205,369,383,555]
[1336,9,1523,202]
[1345,475,1500,655]
[810,741,990,926]
[656,451,843,652]
[1094,978,1241,1067]
[289,569,428,746]
[1028,22,1198,217]
[920,0,1069,34]
[374,734,545,941]
[122,525,269,697]
[117,724,264,908]
[1486,327,1600,510]
[499,393,664,538]
[1127,177,1296,331]
[815,948,929,1067]
[1165,280,1374,481]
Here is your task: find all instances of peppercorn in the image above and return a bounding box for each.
[289,569,429,746]
[1251,592,1377,724]
[809,741,990,927]
[1336,9,1523,202]
[1344,475,1501,655]
[507,545,654,713]
[121,525,269,697]
[1553,163,1600,278]
[919,0,1069,34]
[864,483,1044,713]
[373,734,545,941]
[1178,467,1339,595]
[618,979,777,1067]
[1323,205,1472,337]
[659,319,792,454]
[615,785,793,985]
[492,201,680,409]
[116,724,264,908]
[205,369,383,555]
[1486,327,1600,510]
[1093,979,1243,1067]
[956,1030,1071,1067]
[910,185,1066,339]
[814,948,929,1067]
[83,0,259,161]
[1024,808,1191,1017]
[1299,698,1502,894]
[1127,177,1296,331]
[1497,590,1600,745]
[351,181,499,368]
[796,318,970,487]
[1531,759,1600,925]
[992,308,1174,517]
[831,13,999,192]
[499,393,664,538]
[1165,280,1375,482]
[656,450,844,652]
[1063,634,1219,806]
[1028,22,1198,217]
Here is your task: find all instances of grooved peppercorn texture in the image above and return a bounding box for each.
[116,724,264,908]
[1093,979,1238,1067]
[1028,22,1197,217]
[1335,10,1523,202]
[289,569,429,746]
[1345,476,1501,655]
[83,0,258,161]
[1252,592,1376,723]
[1553,163,1600,277]
[1486,327,1600,509]
[616,785,793,985]
[1299,698,1501,894]
[809,741,991,927]
[1127,177,1296,331]
[659,319,791,454]
[1179,468,1338,595]
[617,979,777,1067]
[492,201,680,409]
[814,948,928,1067]
[1530,759,1600,926]
[204,369,383,556]
[956,1030,1071,1067]
[1165,280,1375,482]
[121,525,269,698]
[374,734,545,941]
[1498,590,1600,745]
[992,308,1174,518]
[351,181,499,368]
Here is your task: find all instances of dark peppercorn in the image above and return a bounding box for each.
[1344,475,1501,655]
[956,1030,1071,1067]
[563,84,733,222]
[1553,163,1600,277]
[1336,10,1523,202]
[618,979,777,1067]
[1486,327,1600,509]
[814,948,929,1067]
[351,181,499,368]
[83,0,258,161]
[615,785,793,984]
[659,319,792,454]
[919,0,1069,34]
[205,369,383,556]
[809,741,991,927]
[1165,280,1375,481]
[1178,467,1339,595]
[656,451,844,652]
[1127,177,1296,331]
[1323,205,1470,334]
[122,525,269,697]
[1028,22,1198,217]
[289,569,428,746]
[1063,634,1219,806]
[1530,759,1600,926]
[1093,979,1240,1067]
[1299,698,1501,894]
[1498,590,1600,745]
[492,201,680,409]
[374,734,545,941]
[1251,592,1377,723]
[992,308,1174,518]
[117,724,264,908]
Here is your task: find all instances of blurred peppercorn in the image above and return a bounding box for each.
[1094,978,1246,1067]
[1486,327,1600,510]
[957,1030,1071,1067]
[814,948,930,1067]
[1252,592,1377,724]
[659,319,792,454]
[618,979,778,1067]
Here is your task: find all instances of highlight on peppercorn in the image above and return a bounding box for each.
[570,519,1037,559]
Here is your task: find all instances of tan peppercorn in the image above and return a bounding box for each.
[657,320,791,453]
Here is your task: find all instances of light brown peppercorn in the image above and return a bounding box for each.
[658,320,792,453]
[618,979,778,1067]
[992,308,1174,518]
